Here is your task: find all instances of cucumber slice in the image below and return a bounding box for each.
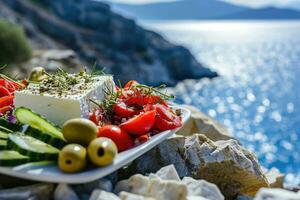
[0,150,29,166]
[7,133,60,161]
[15,107,67,149]
[0,118,23,132]
[0,130,8,139]
[0,140,7,150]
[24,127,67,149]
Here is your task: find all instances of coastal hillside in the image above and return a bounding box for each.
[0,0,217,86]
[113,0,300,20]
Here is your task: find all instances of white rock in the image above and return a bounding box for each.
[148,178,187,200]
[54,184,79,200]
[187,197,210,200]
[115,174,150,196]
[182,177,224,200]
[115,174,187,200]
[254,188,300,200]
[89,190,120,200]
[126,134,268,199]
[42,49,76,60]
[149,164,180,181]
[119,192,155,200]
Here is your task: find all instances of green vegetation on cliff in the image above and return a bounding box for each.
[0,20,32,66]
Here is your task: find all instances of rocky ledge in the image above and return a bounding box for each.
[0,0,217,86]
[0,105,298,200]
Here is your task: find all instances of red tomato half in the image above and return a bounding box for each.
[97,125,133,152]
[120,110,156,136]
[124,80,139,88]
[113,101,140,118]
[153,104,182,131]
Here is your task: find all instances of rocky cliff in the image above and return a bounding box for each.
[0,0,217,86]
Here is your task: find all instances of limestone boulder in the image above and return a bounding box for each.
[125,134,269,199]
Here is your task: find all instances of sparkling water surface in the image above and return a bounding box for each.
[142,20,300,184]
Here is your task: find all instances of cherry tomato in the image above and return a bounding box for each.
[89,111,99,126]
[124,80,139,88]
[123,89,144,106]
[154,116,181,131]
[120,110,156,136]
[135,134,150,145]
[97,125,133,152]
[143,95,165,105]
[153,104,182,131]
[113,101,140,118]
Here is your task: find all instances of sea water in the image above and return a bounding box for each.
[142,20,300,184]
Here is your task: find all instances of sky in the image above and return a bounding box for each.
[105,0,300,9]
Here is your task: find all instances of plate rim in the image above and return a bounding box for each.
[0,106,191,184]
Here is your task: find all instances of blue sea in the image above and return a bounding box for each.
[142,20,300,185]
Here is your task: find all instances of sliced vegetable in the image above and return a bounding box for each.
[0,130,8,139]
[15,107,67,149]
[120,110,156,136]
[0,150,29,166]
[25,127,67,149]
[7,133,60,161]
[97,125,133,152]
[0,118,23,132]
[0,139,7,150]
[124,80,139,88]
[113,101,140,118]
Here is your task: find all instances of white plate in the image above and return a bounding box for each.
[0,106,190,184]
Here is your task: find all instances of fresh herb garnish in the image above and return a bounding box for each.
[37,67,106,96]
[90,81,174,121]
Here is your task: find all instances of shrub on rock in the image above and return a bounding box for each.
[0,20,32,65]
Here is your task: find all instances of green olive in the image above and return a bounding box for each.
[29,67,48,82]
[59,144,87,173]
[62,118,98,146]
[88,137,117,167]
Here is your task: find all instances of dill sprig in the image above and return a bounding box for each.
[90,63,106,77]
[132,84,175,100]
[89,83,119,120]
[38,67,106,95]
[90,82,174,120]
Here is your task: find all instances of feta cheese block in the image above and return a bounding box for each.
[14,75,114,126]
